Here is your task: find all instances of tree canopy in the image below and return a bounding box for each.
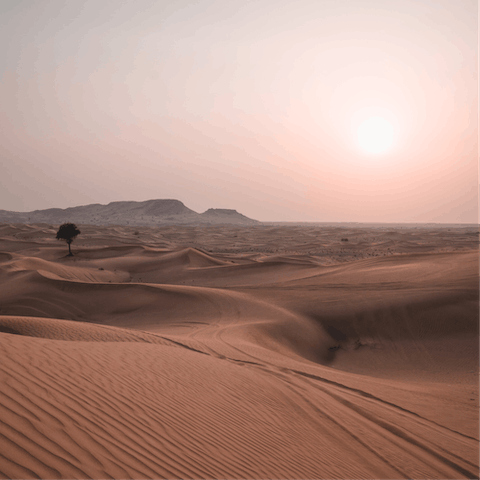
[56,223,81,256]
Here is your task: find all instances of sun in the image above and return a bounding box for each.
[357,116,395,154]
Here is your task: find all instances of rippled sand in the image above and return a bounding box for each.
[0,222,478,479]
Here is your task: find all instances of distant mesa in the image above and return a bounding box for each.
[0,199,259,226]
[202,208,237,215]
[202,208,252,219]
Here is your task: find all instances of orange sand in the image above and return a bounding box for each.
[0,223,478,479]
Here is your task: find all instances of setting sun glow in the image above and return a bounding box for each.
[357,117,395,155]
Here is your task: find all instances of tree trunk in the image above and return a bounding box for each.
[68,241,72,256]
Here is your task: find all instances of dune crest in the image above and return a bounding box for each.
[0,222,478,478]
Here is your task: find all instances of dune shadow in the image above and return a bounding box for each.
[0,325,22,335]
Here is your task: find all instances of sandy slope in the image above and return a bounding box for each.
[0,223,478,479]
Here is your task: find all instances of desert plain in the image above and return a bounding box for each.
[0,222,478,479]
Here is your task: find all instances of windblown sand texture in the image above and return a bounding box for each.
[0,223,478,479]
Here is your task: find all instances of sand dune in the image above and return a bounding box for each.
[0,223,478,478]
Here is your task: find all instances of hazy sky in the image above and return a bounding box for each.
[1,0,478,222]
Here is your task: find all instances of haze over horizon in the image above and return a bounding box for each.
[1,0,478,223]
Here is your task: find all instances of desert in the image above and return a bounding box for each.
[0,220,478,479]
[2,0,478,477]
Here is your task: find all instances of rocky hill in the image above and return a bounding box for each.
[0,199,259,226]
[201,208,256,223]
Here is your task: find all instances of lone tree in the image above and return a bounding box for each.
[56,223,81,256]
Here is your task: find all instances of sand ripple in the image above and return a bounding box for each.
[0,223,477,478]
